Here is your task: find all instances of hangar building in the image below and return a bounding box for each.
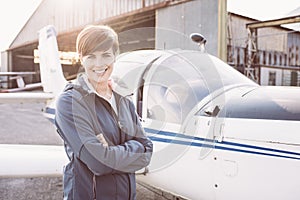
[1,0,299,87]
[0,0,226,88]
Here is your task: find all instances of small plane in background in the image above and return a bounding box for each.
[0,71,43,93]
[0,74,52,103]
[0,25,300,200]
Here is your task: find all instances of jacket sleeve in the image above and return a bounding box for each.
[55,90,151,176]
[129,101,153,156]
[117,98,153,168]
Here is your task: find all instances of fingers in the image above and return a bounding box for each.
[108,78,115,90]
[96,133,108,147]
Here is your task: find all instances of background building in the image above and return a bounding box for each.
[1,0,226,88]
[227,12,300,86]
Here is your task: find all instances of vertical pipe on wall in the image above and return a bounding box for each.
[218,0,227,62]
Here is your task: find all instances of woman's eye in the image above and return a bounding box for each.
[87,55,96,59]
[103,53,112,58]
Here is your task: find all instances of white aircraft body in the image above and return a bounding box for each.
[1,25,300,200]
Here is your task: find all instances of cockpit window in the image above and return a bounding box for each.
[147,52,210,123]
[146,51,257,124]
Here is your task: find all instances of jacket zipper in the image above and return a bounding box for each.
[92,97,119,200]
[93,174,96,200]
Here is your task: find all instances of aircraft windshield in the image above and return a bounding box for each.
[146,51,257,124]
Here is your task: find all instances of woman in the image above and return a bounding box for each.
[55,25,153,200]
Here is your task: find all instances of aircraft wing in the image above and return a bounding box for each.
[0,83,43,93]
[0,72,36,76]
[0,71,43,93]
[0,144,68,177]
[0,92,54,104]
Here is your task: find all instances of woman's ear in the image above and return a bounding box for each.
[113,53,117,62]
[78,53,83,63]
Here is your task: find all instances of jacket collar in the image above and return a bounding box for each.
[77,73,95,95]
[76,73,123,104]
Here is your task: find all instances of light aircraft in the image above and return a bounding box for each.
[1,25,300,200]
[0,71,43,93]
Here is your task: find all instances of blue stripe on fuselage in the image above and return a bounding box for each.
[145,128,300,160]
[44,108,300,161]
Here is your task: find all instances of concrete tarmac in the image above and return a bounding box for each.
[0,102,185,200]
[0,176,179,200]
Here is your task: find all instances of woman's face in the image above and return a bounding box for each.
[81,47,115,85]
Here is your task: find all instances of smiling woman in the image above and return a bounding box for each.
[55,24,153,200]
[81,49,115,87]
[76,25,119,98]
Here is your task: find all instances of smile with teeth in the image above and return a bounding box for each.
[93,67,108,74]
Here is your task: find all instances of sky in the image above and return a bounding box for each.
[0,0,42,52]
[0,0,300,53]
[227,0,300,20]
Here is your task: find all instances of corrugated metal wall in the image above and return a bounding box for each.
[287,32,300,66]
[156,0,220,56]
[10,0,168,49]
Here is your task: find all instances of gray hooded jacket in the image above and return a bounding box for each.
[55,74,153,200]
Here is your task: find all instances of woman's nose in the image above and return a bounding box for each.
[95,56,103,66]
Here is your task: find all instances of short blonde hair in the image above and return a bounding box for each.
[76,25,119,57]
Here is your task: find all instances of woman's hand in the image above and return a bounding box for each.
[108,78,115,90]
[96,133,108,147]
